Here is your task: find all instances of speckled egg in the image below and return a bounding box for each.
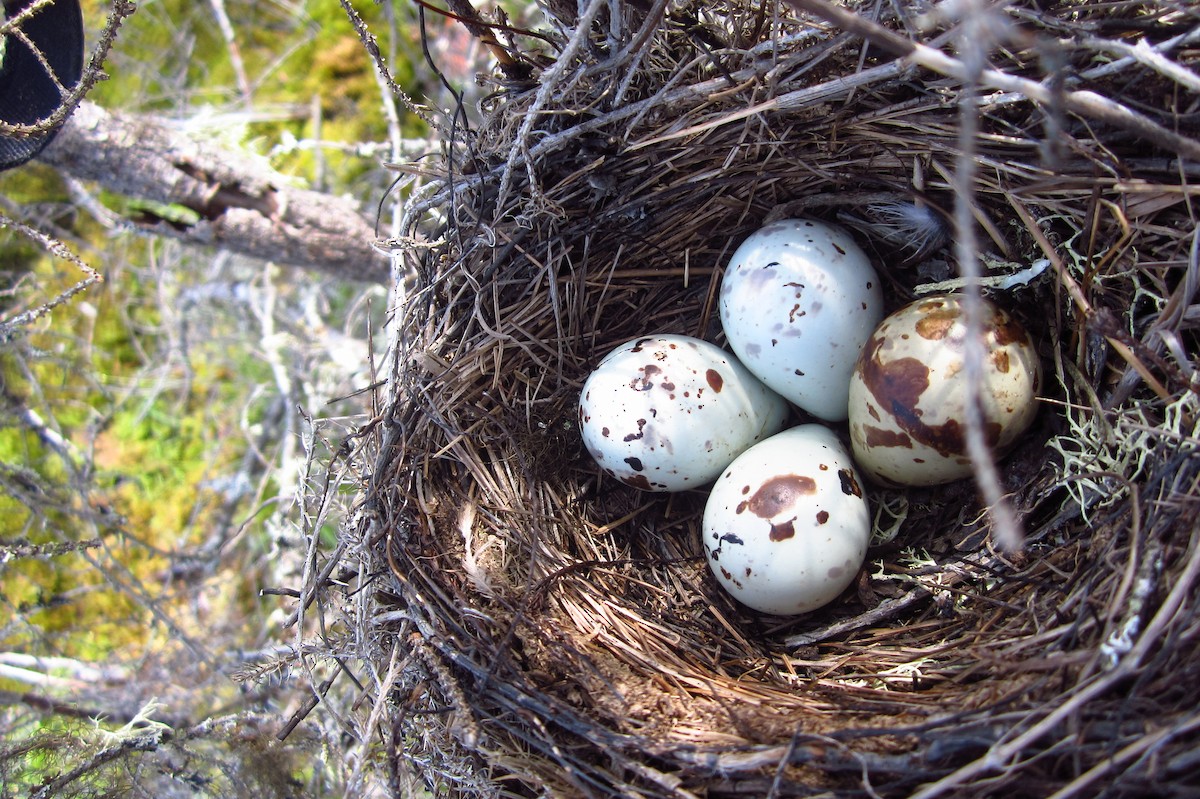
[847,294,1042,487]
[719,218,884,421]
[578,335,789,492]
[702,425,871,615]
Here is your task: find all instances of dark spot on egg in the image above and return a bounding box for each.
[622,474,651,490]
[623,419,647,442]
[630,365,659,391]
[769,518,797,541]
[630,337,654,353]
[838,468,862,497]
[992,311,1031,347]
[915,307,959,340]
[865,426,912,448]
[817,510,830,525]
[992,350,1011,373]
[745,475,817,518]
[625,456,644,471]
[706,369,724,392]
[720,532,745,546]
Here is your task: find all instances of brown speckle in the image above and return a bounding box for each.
[624,456,644,471]
[865,426,912,449]
[838,468,862,497]
[601,426,610,437]
[992,310,1031,347]
[745,475,817,518]
[769,518,797,541]
[915,307,959,340]
[706,369,724,392]
[860,334,931,412]
[630,364,660,391]
[817,510,830,525]
[623,419,647,442]
[622,474,651,490]
[992,350,1010,373]
[859,332,998,457]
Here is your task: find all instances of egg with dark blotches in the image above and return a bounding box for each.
[702,424,870,615]
[847,293,1042,487]
[578,335,789,492]
[719,218,883,421]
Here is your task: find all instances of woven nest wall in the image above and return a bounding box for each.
[354,1,1200,795]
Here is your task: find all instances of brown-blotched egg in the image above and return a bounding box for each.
[847,293,1041,487]
[719,218,884,421]
[579,335,789,492]
[702,424,870,615]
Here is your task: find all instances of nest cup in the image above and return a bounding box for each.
[360,1,1200,795]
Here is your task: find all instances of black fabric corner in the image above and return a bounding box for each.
[0,0,85,170]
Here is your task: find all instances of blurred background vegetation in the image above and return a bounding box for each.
[0,0,476,794]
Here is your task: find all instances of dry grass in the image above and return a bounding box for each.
[291,0,1200,795]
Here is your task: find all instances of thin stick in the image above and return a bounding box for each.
[909,533,1200,799]
[782,0,1200,160]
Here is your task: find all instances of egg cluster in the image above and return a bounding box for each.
[578,218,1041,616]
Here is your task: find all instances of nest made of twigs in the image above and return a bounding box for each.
[343,1,1200,795]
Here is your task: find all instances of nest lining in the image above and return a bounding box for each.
[333,0,1200,795]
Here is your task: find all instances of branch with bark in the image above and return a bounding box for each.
[37,102,389,283]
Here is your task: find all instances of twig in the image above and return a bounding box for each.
[206,0,252,103]
[950,0,1024,553]
[495,0,608,212]
[0,0,136,136]
[909,530,1200,799]
[782,0,1200,160]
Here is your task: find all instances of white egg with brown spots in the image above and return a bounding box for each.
[702,424,870,615]
[578,335,789,492]
[719,218,884,421]
[847,293,1041,487]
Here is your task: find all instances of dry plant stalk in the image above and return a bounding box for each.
[293,0,1200,795]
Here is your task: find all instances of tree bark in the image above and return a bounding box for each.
[37,101,389,283]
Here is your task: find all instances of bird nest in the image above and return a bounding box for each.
[327,0,1200,795]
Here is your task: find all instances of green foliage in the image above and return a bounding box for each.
[2,0,423,790]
